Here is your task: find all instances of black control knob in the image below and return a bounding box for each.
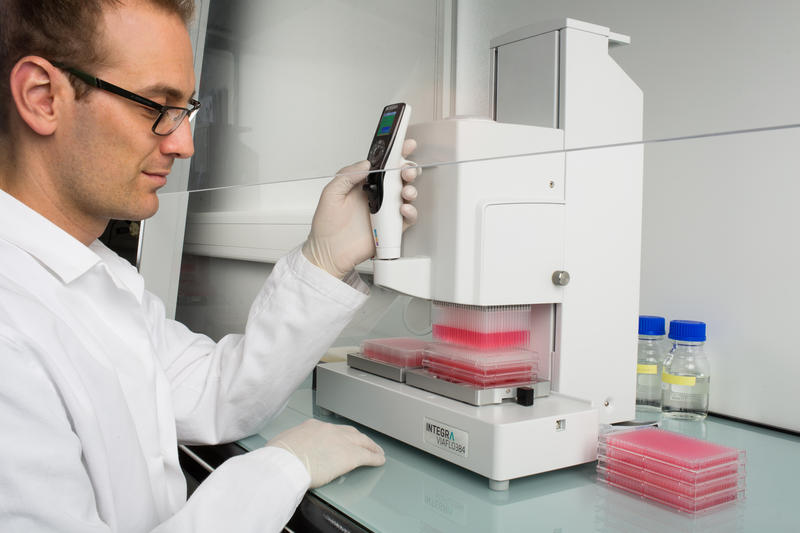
[516,386,534,406]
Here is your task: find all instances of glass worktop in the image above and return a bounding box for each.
[237,386,800,533]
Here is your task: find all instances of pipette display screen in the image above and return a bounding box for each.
[376,111,397,136]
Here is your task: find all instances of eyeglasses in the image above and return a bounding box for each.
[50,60,200,136]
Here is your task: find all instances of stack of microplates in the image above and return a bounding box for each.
[597,427,746,513]
[423,302,537,388]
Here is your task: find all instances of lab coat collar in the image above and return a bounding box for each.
[89,239,145,301]
[0,188,102,284]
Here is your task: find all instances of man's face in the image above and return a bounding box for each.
[57,0,195,226]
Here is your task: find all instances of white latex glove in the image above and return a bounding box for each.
[269,419,386,489]
[302,138,420,279]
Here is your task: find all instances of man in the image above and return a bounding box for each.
[0,0,419,531]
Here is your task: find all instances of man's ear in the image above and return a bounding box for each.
[9,56,65,136]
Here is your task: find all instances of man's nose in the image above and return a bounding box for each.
[160,116,195,159]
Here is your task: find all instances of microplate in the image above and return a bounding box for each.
[361,337,429,368]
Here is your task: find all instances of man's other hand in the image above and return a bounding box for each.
[269,419,386,488]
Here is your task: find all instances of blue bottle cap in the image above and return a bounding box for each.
[668,320,706,342]
[639,315,666,336]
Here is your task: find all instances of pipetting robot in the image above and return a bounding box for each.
[316,18,644,490]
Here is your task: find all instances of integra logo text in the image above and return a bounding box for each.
[426,422,455,441]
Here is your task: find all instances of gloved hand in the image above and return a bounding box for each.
[268,419,386,488]
[302,139,420,279]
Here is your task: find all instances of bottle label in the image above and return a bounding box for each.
[662,372,696,386]
[637,364,658,375]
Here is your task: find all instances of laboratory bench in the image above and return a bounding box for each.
[180,375,800,533]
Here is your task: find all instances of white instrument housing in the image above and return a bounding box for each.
[318,18,644,489]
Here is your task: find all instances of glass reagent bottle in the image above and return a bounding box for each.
[636,315,666,411]
[661,320,710,420]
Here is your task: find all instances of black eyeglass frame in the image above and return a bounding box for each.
[50,60,200,136]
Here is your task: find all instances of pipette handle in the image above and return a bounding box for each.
[364,103,411,260]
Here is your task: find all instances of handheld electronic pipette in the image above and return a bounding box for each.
[362,103,411,260]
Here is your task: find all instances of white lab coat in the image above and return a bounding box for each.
[0,189,369,532]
